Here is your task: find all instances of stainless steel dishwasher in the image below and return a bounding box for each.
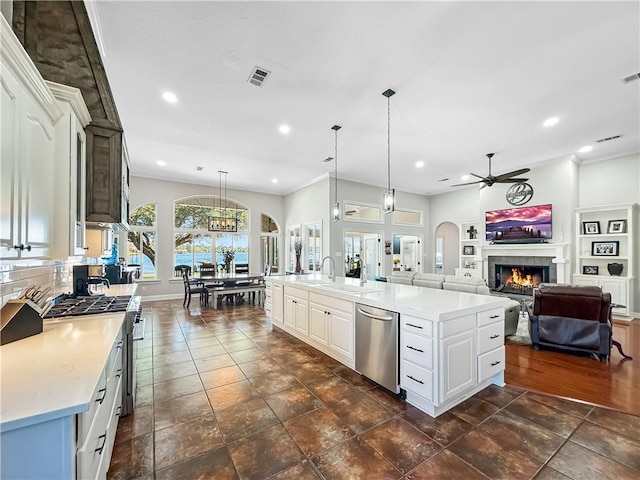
[355,303,399,393]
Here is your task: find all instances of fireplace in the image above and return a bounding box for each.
[494,264,549,296]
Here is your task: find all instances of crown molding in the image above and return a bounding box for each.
[45,81,92,127]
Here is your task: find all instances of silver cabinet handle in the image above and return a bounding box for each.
[491,361,501,366]
[489,334,500,339]
[407,345,424,353]
[407,375,424,385]
[406,322,423,329]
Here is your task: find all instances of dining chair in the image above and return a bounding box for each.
[182,272,209,307]
[235,263,249,274]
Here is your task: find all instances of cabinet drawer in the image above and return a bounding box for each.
[401,330,433,370]
[310,293,353,314]
[440,314,475,338]
[478,346,505,382]
[477,307,504,327]
[401,315,433,337]
[400,360,434,402]
[106,333,124,380]
[77,369,107,447]
[477,322,504,355]
[284,286,309,300]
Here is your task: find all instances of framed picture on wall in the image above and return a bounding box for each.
[463,245,475,255]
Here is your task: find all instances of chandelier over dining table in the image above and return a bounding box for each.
[208,170,238,232]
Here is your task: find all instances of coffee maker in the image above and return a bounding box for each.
[73,265,105,296]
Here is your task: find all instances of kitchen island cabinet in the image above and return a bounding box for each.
[266,274,508,417]
[0,285,137,479]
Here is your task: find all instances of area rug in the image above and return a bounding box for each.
[507,312,532,345]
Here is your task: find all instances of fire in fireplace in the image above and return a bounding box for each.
[494,264,549,295]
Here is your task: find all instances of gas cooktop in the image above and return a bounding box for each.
[44,295,132,319]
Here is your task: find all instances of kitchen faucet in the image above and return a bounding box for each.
[360,263,367,286]
[320,256,336,281]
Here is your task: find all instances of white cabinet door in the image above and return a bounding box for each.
[272,284,284,325]
[309,302,329,346]
[283,294,296,329]
[0,64,20,259]
[329,309,354,360]
[295,298,309,336]
[600,278,627,309]
[439,329,475,402]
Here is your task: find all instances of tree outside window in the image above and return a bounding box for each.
[128,204,157,279]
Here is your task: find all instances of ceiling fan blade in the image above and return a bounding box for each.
[450,180,483,187]
[470,172,488,181]
[494,168,530,181]
[495,177,529,183]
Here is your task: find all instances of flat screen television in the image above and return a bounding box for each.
[485,204,552,241]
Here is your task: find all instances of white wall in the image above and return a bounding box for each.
[329,178,430,276]
[579,153,640,206]
[129,176,284,298]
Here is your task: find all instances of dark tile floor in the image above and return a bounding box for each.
[108,301,640,480]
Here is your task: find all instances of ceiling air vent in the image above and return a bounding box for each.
[596,135,622,143]
[195,166,204,172]
[621,72,640,84]
[248,66,270,87]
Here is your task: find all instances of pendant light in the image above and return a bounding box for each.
[208,170,238,232]
[331,124,342,222]
[382,88,396,213]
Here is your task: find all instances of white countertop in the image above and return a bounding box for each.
[0,284,138,433]
[266,274,509,320]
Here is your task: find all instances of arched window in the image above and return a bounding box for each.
[127,203,157,279]
[174,196,249,276]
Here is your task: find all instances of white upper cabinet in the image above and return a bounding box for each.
[1,16,63,259]
[47,81,91,258]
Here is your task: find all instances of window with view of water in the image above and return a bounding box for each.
[174,196,249,275]
[127,204,157,279]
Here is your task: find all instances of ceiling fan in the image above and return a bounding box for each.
[451,153,530,188]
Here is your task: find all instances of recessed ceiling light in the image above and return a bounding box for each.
[162,92,178,103]
[156,160,166,166]
[271,178,278,183]
[461,175,470,181]
[578,145,593,153]
[543,117,559,127]
[415,161,425,168]
[279,124,290,134]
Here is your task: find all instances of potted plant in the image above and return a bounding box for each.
[393,258,400,271]
[294,239,302,273]
[223,248,235,273]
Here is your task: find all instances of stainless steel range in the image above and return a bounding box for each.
[44,294,144,416]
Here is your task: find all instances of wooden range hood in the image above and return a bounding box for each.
[12,0,129,229]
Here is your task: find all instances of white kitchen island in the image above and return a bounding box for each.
[0,284,137,480]
[265,274,510,417]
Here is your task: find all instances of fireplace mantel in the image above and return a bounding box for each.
[479,243,570,284]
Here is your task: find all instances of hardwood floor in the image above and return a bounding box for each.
[505,318,640,416]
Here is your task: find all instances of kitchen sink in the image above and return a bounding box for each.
[314,283,384,294]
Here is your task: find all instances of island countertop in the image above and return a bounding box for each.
[0,284,138,432]
[266,274,509,320]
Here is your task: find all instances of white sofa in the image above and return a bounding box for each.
[387,272,519,335]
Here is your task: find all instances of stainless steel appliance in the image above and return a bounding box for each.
[44,294,144,416]
[73,264,106,296]
[355,303,399,393]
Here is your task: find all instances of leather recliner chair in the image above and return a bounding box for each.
[529,283,631,362]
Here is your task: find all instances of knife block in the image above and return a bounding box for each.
[0,299,44,346]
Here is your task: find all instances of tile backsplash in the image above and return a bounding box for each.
[0,259,77,307]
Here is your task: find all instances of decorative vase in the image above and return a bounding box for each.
[607,263,623,276]
[225,262,231,274]
[295,254,302,273]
